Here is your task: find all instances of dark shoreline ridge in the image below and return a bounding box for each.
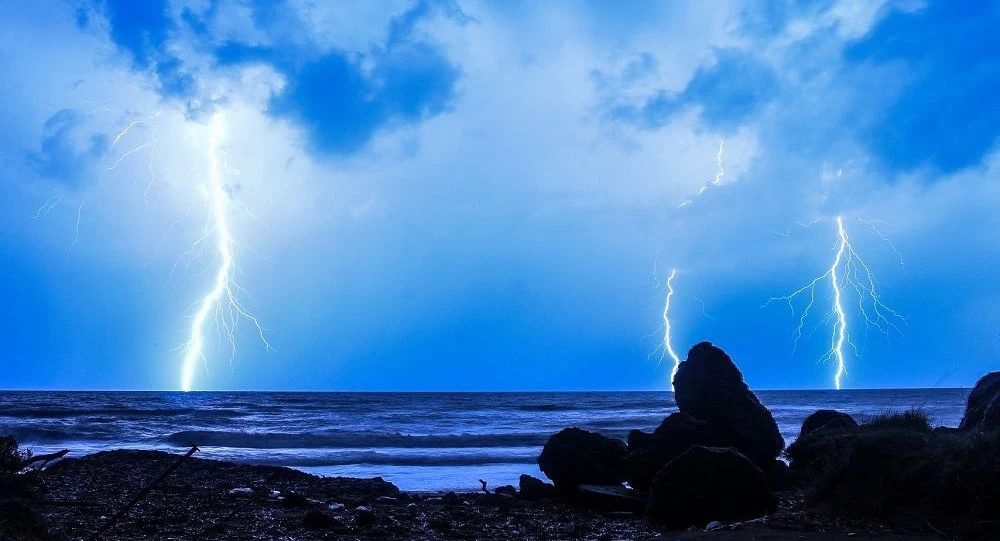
[1,341,998,540]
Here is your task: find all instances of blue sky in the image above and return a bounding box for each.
[1,0,998,391]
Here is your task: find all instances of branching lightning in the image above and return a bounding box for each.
[179,113,270,392]
[661,269,683,389]
[679,139,725,208]
[765,216,905,389]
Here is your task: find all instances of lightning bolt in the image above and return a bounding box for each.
[662,269,682,389]
[765,216,904,389]
[679,139,725,208]
[179,113,270,392]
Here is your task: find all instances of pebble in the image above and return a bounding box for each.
[376,496,399,503]
[228,487,253,497]
[705,520,723,531]
[328,503,346,511]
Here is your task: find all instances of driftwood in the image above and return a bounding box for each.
[85,445,199,541]
[23,449,69,469]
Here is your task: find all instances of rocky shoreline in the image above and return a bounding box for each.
[2,342,999,540]
[0,449,947,540]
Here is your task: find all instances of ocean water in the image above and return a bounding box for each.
[0,390,969,491]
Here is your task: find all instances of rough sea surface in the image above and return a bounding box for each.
[0,390,969,491]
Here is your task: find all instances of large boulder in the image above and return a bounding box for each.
[537,428,626,491]
[959,371,1000,432]
[799,410,859,438]
[785,409,859,482]
[623,412,725,492]
[672,342,785,467]
[647,446,777,529]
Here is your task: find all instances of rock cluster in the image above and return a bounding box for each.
[538,341,784,529]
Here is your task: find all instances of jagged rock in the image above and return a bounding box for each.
[518,474,555,500]
[622,412,725,492]
[647,446,777,529]
[672,342,784,468]
[959,371,1000,432]
[537,428,627,490]
[799,410,858,438]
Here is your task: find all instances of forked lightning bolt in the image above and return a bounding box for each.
[179,113,270,392]
[661,269,682,390]
[765,216,904,389]
[679,139,725,208]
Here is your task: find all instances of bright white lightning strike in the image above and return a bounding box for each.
[766,216,904,389]
[180,113,269,392]
[679,139,725,208]
[661,269,682,390]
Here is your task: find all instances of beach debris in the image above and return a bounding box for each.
[538,427,627,491]
[518,474,555,501]
[647,445,777,529]
[228,487,253,497]
[375,495,398,503]
[577,484,644,512]
[479,478,489,493]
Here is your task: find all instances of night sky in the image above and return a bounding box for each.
[1,1,998,391]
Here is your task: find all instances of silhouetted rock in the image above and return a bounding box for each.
[763,459,794,491]
[799,410,858,438]
[494,485,517,497]
[960,371,1000,432]
[647,446,777,529]
[302,510,335,529]
[622,412,725,492]
[518,474,555,501]
[672,342,785,468]
[538,428,627,491]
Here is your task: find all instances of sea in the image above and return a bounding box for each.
[0,389,970,492]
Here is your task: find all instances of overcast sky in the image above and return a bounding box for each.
[1,0,998,391]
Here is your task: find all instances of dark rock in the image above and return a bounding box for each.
[799,410,858,438]
[623,413,725,492]
[354,505,377,526]
[647,446,777,529]
[537,427,627,490]
[518,474,556,500]
[281,491,308,507]
[672,342,784,467]
[494,484,517,496]
[959,371,1000,432]
[763,459,793,491]
[302,510,334,529]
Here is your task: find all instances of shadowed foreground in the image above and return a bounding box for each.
[16,449,944,541]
